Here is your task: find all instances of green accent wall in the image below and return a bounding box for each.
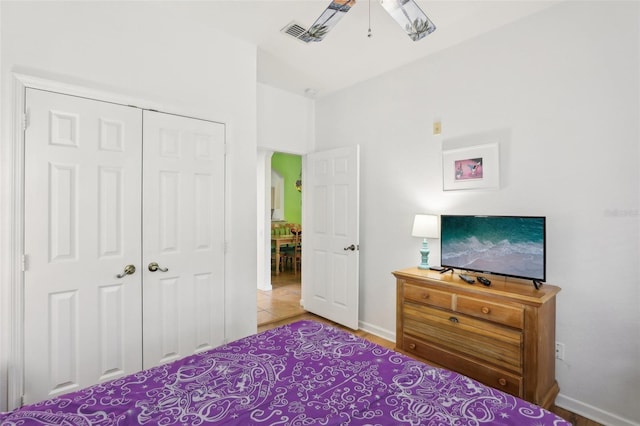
[272,153,302,224]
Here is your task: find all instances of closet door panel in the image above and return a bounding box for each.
[142,111,225,368]
[23,89,143,404]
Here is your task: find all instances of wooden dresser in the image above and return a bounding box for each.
[393,267,560,409]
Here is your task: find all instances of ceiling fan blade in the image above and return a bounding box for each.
[301,0,357,43]
[380,0,436,41]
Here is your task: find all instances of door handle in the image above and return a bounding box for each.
[343,244,356,251]
[116,264,136,278]
[148,262,169,272]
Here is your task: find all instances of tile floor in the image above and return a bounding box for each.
[257,270,306,326]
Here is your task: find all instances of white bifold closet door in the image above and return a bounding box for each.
[141,111,225,367]
[23,89,225,404]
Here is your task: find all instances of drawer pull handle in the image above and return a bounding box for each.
[408,343,416,350]
[449,316,459,323]
[498,378,507,386]
[481,306,491,314]
[421,293,430,299]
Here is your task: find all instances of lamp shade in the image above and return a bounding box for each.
[411,214,439,238]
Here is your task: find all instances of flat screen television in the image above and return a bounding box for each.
[440,215,546,283]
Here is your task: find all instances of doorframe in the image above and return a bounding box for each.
[257,149,273,291]
[3,73,226,410]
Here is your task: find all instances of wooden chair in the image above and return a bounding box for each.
[292,227,302,274]
[280,224,301,271]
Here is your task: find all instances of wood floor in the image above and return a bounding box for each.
[257,272,601,426]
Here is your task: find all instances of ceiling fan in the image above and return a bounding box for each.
[283,0,436,43]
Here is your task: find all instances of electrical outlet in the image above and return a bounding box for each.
[555,342,565,360]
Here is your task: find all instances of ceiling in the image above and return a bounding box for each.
[177,1,559,98]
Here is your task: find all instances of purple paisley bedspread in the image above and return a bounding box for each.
[1,320,570,425]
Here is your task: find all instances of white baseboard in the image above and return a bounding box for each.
[555,394,639,426]
[257,282,272,291]
[358,320,395,343]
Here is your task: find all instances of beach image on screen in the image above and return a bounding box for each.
[441,216,545,280]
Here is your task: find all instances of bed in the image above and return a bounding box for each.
[1,320,570,425]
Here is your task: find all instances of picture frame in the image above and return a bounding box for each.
[442,143,499,190]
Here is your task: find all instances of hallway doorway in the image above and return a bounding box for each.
[257,151,304,326]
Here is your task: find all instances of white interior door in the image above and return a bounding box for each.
[23,89,143,404]
[302,146,360,329]
[142,111,226,367]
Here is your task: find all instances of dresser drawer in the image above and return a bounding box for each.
[403,282,452,310]
[456,295,524,329]
[403,304,523,373]
[403,335,523,398]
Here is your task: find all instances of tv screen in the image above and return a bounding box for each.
[440,215,546,281]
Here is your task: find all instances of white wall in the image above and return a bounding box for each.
[258,83,315,154]
[0,1,258,411]
[315,2,639,425]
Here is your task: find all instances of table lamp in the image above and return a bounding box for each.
[411,214,439,270]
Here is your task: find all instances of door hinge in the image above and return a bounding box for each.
[22,111,29,131]
[21,254,28,272]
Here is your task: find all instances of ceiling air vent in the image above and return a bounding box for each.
[281,21,312,44]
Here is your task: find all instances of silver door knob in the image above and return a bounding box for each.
[116,264,136,278]
[148,262,168,272]
[344,244,356,251]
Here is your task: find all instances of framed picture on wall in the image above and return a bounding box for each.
[442,143,499,190]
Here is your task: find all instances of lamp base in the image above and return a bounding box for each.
[418,239,431,270]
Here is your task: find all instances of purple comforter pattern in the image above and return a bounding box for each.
[1,320,570,425]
